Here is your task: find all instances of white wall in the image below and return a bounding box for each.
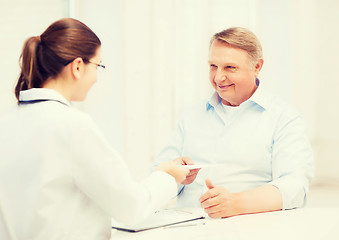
[312,0,339,184]
[1,0,338,185]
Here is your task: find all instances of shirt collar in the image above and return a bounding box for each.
[206,80,272,111]
[206,92,221,110]
[245,82,271,110]
[19,88,71,106]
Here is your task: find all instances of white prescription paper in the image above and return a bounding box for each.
[182,164,214,170]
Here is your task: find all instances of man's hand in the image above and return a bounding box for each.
[200,179,283,218]
[173,157,201,185]
[199,179,238,218]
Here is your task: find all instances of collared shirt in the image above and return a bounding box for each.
[154,84,314,210]
[0,88,177,240]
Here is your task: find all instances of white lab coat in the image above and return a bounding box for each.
[0,88,177,240]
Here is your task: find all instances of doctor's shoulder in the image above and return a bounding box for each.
[41,104,98,138]
[63,107,97,129]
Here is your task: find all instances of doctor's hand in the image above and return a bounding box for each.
[173,157,201,185]
[156,161,189,184]
[199,179,239,218]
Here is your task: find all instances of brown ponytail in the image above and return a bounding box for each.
[15,36,41,100]
[15,18,101,102]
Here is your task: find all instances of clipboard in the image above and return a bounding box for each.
[112,209,205,232]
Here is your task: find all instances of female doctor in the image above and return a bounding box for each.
[0,18,189,240]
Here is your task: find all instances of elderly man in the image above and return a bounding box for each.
[153,27,313,218]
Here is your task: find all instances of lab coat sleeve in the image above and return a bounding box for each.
[70,114,177,225]
[269,112,314,210]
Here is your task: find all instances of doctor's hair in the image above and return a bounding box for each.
[15,18,101,101]
[210,27,262,67]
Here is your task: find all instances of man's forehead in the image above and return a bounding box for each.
[208,42,251,63]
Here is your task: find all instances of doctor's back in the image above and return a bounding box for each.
[0,17,117,238]
[0,18,188,240]
[0,96,107,239]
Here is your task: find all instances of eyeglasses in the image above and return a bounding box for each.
[63,58,106,71]
[87,61,106,71]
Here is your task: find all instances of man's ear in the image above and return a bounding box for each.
[70,57,84,79]
[254,58,264,77]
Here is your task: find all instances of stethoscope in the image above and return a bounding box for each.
[19,99,69,106]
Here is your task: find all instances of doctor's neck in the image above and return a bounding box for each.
[42,79,73,102]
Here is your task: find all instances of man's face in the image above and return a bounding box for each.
[208,40,262,106]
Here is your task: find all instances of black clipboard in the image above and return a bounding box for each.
[112,209,205,232]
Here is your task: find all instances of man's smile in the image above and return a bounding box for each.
[217,83,234,90]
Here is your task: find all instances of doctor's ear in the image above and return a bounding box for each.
[70,57,84,79]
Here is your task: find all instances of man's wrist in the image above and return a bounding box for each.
[232,192,245,216]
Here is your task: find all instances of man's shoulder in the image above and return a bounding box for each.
[253,84,299,116]
[270,95,299,115]
[264,94,303,126]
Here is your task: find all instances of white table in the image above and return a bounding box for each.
[111,208,339,240]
